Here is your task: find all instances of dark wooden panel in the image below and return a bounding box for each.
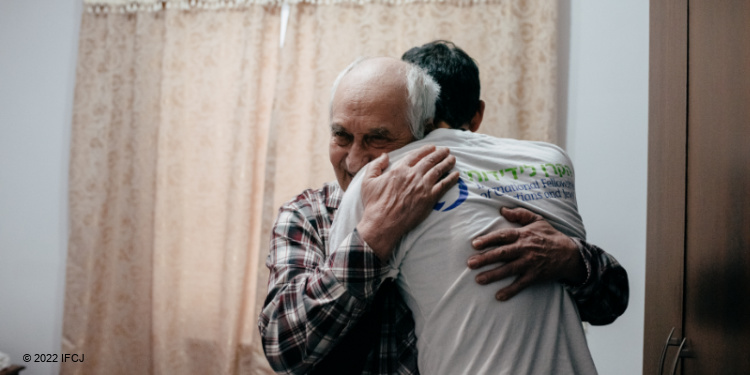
[644,0,689,373]
[684,0,750,373]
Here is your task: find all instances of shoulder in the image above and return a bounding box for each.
[496,137,573,164]
[279,182,342,213]
[274,182,342,235]
[423,129,566,153]
[493,136,567,153]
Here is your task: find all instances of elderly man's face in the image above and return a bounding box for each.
[329,60,415,191]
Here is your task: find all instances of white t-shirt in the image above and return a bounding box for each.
[329,129,597,375]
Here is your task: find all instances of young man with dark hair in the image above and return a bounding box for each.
[402,40,483,131]
[398,40,628,317]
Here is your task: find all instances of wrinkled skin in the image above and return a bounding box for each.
[469,207,586,300]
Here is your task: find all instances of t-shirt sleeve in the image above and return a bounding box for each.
[329,172,365,256]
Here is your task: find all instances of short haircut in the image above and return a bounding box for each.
[402,40,481,129]
[330,57,440,140]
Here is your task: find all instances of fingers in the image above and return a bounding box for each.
[424,153,456,184]
[431,170,459,197]
[364,153,389,179]
[402,144,437,167]
[473,208,544,249]
[415,147,451,174]
[494,274,533,301]
[473,259,534,301]
[471,228,521,251]
[391,145,456,199]
[467,244,523,269]
[468,210,566,302]
[499,206,542,226]
[474,262,516,285]
[400,145,451,173]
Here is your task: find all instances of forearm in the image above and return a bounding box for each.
[259,230,385,373]
[566,238,630,325]
[556,236,588,287]
[259,272,367,374]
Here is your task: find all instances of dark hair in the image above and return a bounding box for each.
[401,40,481,129]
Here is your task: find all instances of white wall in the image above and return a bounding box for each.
[560,1,649,374]
[0,1,80,374]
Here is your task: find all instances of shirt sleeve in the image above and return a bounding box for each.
[565,238,630,325]
[258,203,387,374]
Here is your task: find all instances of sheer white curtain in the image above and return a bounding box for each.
[64,5,280,374]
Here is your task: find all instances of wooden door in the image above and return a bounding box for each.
[644,0,688,372]
[683,0,750,373]
[645,0,750,373]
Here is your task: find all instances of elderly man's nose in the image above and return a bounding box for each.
[346,148,373,173]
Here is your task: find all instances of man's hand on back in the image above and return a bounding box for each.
[467,207,587,301]
[357,145,459,262]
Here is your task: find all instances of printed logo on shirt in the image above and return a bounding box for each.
[462,162,577,204]
[468,177,576,202]
[463,162,573,182]
[432,162,578,213]
[433,177,468,212]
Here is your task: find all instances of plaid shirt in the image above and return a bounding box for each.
[259,182,628,374]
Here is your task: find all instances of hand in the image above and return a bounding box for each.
[357,145,459,262]
[467,207,586,301]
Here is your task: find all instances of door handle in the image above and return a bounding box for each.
[668,337,687,375]
[658,327,692,375]
[658,327,676,374]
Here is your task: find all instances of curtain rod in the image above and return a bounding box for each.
[85,0,501,13]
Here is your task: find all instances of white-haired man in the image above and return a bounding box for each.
[260,57,457,374]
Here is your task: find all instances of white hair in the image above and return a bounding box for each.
[330,57,440,140]
[405,64,439,139]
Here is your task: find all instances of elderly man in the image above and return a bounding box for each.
[259,54,627,374]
